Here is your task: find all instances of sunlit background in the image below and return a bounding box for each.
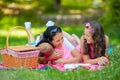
[0,0,120,79]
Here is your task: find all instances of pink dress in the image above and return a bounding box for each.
[89,44,97,59]
[54,44,73,60]
[48,44,74,71]
[76,44,97,59]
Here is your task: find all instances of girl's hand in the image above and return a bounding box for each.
[54,58,65,63]
[98,57,109,66]
[47,51,62,60]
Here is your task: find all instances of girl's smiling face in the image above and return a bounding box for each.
[84,28,94,44]
[51,32,64,48]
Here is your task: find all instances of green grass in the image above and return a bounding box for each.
[0,50,120,80]
[0,26,120,80]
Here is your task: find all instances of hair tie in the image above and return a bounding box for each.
[46,20,55,27]
[85,22,95,33]
[85,22,90,27]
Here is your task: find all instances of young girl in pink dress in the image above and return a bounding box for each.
[36,25,82,64]
[80,21,109,66]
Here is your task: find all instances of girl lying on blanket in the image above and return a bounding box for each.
[36,33,81,63]
[36,20,81,64]
[80,21,110,66]
[36,25,82,64]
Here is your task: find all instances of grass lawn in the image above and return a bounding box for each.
[0,26,120,80]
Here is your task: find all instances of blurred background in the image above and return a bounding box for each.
[0,0,120,47]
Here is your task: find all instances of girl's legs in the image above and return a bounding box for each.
[63,31,80,46]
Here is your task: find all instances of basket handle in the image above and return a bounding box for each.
[6,26,30,49]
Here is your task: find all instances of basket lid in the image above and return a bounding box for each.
[8,46,38,52]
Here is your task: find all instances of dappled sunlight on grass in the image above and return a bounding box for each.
[0,30,7,36]
[32,27,46,36]
[0,27,46,48]
[0,26,120,47]
[109,38,120,46]
[62,25,84,37]
[0,27,45,37]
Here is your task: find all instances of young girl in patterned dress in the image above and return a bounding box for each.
[80,21,109,66]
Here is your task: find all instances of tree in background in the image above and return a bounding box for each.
[99,0,120,41]
[53,0,61,11]
[100,0,120,28]
[108,0,120,27]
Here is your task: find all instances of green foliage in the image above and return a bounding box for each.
[62,0,92,10]
[99,0,120,45]
[0,16,17,29]
[99,0,120,28]
[0,0,102,28]
[108,0,120,25]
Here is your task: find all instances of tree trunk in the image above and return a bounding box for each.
[53,0,61,11]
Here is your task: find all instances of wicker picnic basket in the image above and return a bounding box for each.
[0,26,40,69]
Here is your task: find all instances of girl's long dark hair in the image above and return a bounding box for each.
[36,26,62,47]
[83,21,106,58]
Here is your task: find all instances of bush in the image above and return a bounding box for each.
[99,0,120,45]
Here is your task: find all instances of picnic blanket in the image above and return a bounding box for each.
[39,63,103,71]
[0,62,103,71]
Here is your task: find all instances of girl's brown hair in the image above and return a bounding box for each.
[83,21,106,58]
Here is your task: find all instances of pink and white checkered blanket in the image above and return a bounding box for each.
[0,62,103,71]
[38,63,103,71]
